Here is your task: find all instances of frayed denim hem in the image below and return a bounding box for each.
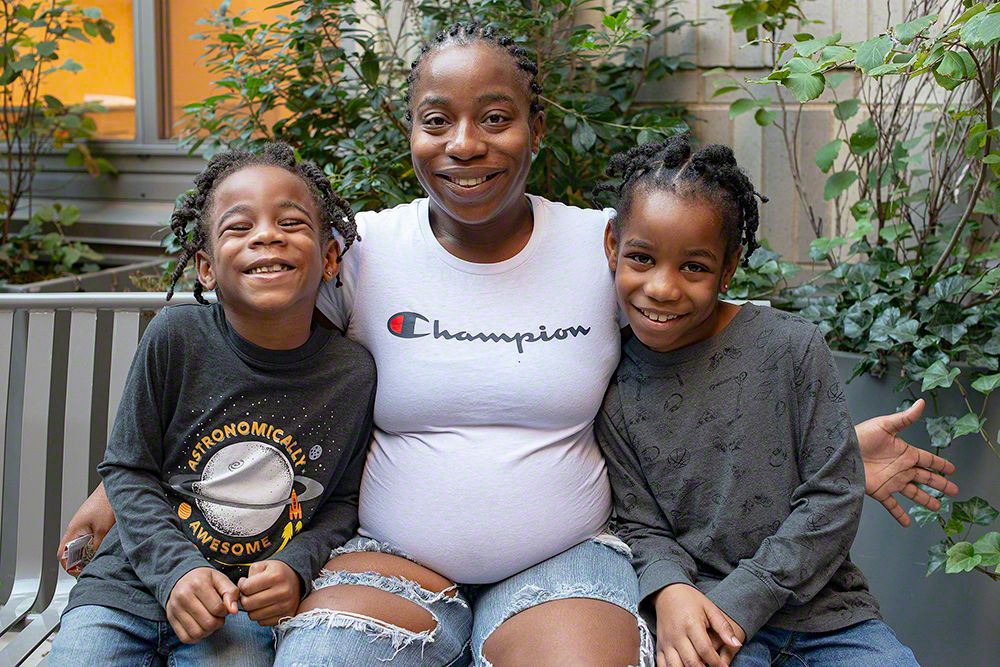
[310,569,468,609]
[474,582,654,667]
[330,537,415,561]
[276,609,435,662]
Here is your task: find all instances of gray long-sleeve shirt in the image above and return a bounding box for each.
[597,305,880,640]
[66,303,376,621]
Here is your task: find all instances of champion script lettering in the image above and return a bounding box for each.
[386,311,591,354]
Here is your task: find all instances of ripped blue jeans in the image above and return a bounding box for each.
[274,534,653,666]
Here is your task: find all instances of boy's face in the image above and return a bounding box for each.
[195,165,338,320]
[605,189,739,353]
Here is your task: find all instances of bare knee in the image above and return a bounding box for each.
[297,584,435,634]
[292,551,456,634]
[483,598,640,667]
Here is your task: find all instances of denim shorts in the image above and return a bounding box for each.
[274,534,653,666]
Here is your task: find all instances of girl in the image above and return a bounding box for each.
[50,143,376,666]
[62,23,955,667]
[597,136,917,667]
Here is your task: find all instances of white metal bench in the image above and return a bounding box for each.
[0,293,201,666]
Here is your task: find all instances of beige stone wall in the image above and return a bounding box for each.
[638,0,909,264]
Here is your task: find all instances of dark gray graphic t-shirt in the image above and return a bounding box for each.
[66,303,376,621]
[597,304,880,640]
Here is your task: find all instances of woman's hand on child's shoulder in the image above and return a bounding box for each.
[166,567,239,643]
[238,559,303,627]
[855,399,959,527]
[652,584,744,667]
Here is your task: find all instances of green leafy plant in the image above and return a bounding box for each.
[179,0,695,212]
[716,0,1000,580]
[1,1,116,284]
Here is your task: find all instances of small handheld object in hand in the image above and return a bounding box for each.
[62,534,95,572]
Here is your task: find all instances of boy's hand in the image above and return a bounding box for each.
[653,584,743,667]
[166,567,239,643]
[856,399,959,527]
[238,560,302,626]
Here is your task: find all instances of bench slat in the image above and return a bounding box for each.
[106,311,140,435]
[0,311,54,635]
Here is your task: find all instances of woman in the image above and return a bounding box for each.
[62,23,956,667]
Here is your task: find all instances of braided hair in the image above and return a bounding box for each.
[596,135,765,266]
[404,21,544,122]
[166,142,358,303]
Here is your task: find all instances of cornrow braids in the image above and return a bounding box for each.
[595,135,765,266]
[404,21,544,122]
[167,142,358,303]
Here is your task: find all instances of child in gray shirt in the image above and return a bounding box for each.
[596,136,918,667]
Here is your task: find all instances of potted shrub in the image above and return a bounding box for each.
[0,2,159,292]
[714,1,1000,662]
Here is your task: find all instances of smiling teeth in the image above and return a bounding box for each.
[640,308,680,323]
[454,176,489,187]
[248,264,290,274]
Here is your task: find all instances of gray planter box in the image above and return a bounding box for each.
[0,259,165,293]
[835,351,1000,667]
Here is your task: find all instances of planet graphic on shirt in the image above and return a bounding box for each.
[167,441,324,537]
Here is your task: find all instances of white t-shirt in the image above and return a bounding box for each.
[316,195,620,583]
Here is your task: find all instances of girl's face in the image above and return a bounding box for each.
[195,165,339,319]
[604,189,740,353]
[409,42,543,228]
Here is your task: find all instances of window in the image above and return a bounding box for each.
[158,1,291,140]
[37,0,136,140]
[33,0,294,146]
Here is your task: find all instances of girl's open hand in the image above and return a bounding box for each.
[855,399,959,527]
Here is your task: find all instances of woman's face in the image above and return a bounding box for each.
[408,42,543,228]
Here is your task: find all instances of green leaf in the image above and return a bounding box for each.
[824,171,858,201]
[12,54,36,72]
[783,72,825,102]
[815,139,842,173]
[572,121,596,152]
[754,108,776,126]
[888,318,920,343]
[83,7,102,19]
[894,14,938,44]
[826,72,851,89]
[61,58,82,73]
[926,416,956,447]
[834,98,860,121]
[729,98,758,119]
[731,5,767,32]
[960,9,1000,49]
[35,40,57,57]
[360,50,379,87]
[973,532,1000,566]
[953,413,984,438]
[921,360,960,391]
[855,36,893,72]
[926,541,948,576]
[937,51,969,79]
[849,119,878,155]
[972,373,1000,394]
[944,517,966,536]
[59,205,80,226]
[953,497,999,526]
[711,85,741,98]
[945,542,982,573]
